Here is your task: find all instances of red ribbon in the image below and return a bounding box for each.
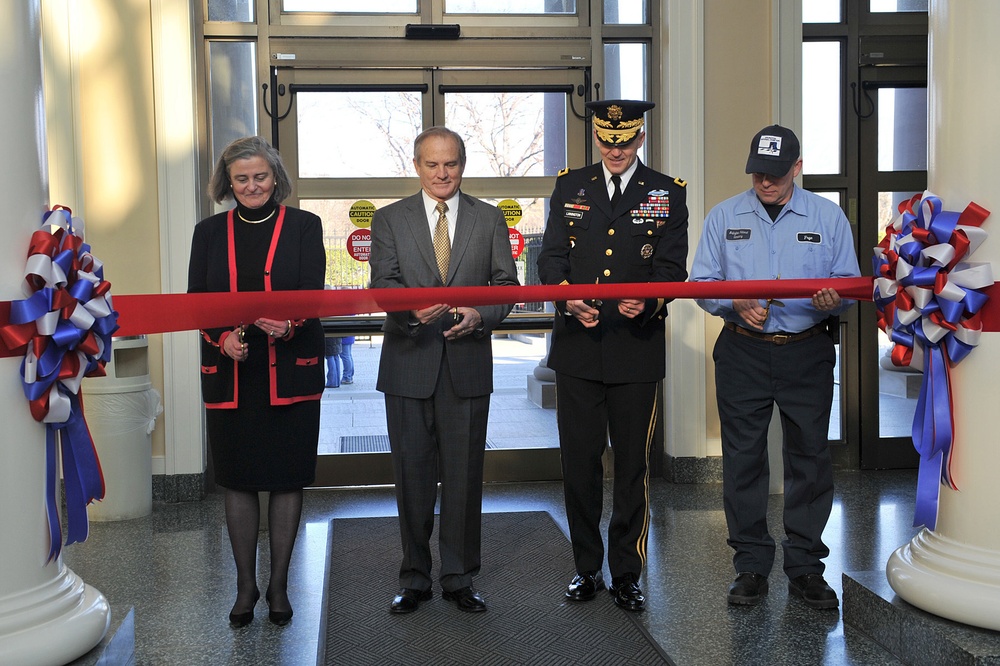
[7,275,1000,352]
[105,278,877,337]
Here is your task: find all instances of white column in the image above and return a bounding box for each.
[885,0,1000,631]
[0,2,110,664]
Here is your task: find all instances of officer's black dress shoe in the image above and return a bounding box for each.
[788,573,839,609]
[609,573,645,612]
[727,572,769,605]
[565,572,605,601]
[389,587,432,614]
[442,586,487,613]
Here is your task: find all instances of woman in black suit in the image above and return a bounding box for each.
[187,136,325,627]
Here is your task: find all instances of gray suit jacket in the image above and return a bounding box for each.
[370,191,519,399]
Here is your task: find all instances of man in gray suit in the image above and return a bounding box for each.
[370,126,519,614]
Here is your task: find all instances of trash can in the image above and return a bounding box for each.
[81,335,163,521]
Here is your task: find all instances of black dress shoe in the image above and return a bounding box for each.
[565,572,605,602]
[229,589,260,628]
[609,573,645,612]
[727,572,769,606]
[788,573,839,610]
[265,590,294,626]
[389,587,432,614]
[442,586,487,613]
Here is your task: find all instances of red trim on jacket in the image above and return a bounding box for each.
[203,206,323,408]
[203,210,243,409]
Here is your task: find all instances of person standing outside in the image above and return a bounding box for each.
[370,126,519,614]
[187,136,325,627]
[689,125,860,610]
[324,336,342,388]
[537,100,689,612]
[339,335,355,384]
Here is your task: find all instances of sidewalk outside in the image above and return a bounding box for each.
[318,333,557,454]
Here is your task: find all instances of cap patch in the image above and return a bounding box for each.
[757,135,783,157]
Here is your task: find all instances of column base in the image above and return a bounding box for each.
[526,374,556,409]
[67,605,135,666]
[0,565,110,666]
[844,570,1000,664]
[887,528,1000,631]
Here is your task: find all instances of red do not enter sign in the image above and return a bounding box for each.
[347,228,371,262]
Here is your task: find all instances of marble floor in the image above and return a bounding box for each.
[63,468,926,665]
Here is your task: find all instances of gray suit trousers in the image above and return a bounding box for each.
[385,347,489,592]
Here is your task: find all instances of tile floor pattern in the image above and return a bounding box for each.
[64,469,925,665]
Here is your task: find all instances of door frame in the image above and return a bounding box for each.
[267,65,596,486]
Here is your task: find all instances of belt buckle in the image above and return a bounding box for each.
[771,333,791,345]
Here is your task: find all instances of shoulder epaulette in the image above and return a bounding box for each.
[558,167,571,177]
[674,177,687,188]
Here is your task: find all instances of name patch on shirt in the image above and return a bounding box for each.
[726,228,751,241]
[564,210,584,220]
[797,232,822,244]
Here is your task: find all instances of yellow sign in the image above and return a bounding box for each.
[348,200,376,228]
[498,199,522,227]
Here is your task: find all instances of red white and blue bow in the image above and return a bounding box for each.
[872,191,991,529]
[0,207,118,562]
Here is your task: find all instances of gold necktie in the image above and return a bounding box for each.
[433,201,450,282]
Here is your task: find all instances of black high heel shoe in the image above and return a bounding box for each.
[229,589,260,628]
[265,589,293,626]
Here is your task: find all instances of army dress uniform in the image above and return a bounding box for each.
[537,100,688,606]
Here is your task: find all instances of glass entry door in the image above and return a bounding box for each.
[857,67,927,469]
[271,66,591,486]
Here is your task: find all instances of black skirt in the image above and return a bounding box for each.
[207,323,320,492]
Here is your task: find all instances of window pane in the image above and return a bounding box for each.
[603,43,647,101]
[297,92,423,178]
[802,41,842,175]
[444,92,567,177]
[300,198,391,288]
[814,191,842,207]
[877,191,919,241]
[208,41,258,167]
[604,0,646,25]
[877,88,927,172]
[474,196,547,313]
[870,0,928,12]
[283,0,416,12]
[603,43,648,163]
[447,0,576,13]
[208,0,253,21]
[803,0,841,23]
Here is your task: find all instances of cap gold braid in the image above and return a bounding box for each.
[593,116,645,145]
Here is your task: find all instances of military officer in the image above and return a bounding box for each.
[536,99,689,612]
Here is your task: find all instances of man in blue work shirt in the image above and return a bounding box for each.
[690,125,860,610]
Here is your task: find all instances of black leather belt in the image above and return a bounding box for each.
[724,321,825,345]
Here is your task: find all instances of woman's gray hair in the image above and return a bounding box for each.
[208,136,292,204]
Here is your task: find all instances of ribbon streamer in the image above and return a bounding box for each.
[2,207,116,562]
[872,191,992,529]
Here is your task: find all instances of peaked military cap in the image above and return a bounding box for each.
[586,99,655,146]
